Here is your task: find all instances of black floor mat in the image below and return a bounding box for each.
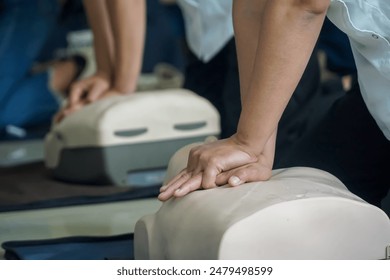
[2,233,134,260]
[0,162,160,212]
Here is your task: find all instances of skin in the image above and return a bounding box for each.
[55,0,146,122]
[158,0,330,201]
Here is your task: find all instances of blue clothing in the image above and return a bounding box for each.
[0,0,61,130]
[142,0,186,73]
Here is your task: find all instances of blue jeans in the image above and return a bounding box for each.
[0,0,61,129]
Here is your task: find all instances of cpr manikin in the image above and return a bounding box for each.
[134,141,390,260]
[44,89,219,186]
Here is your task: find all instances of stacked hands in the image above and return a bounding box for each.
[53,70,274,201]
[53,73,274,201]
[54,0,145,123]
[52,0,288,201]
[158,134,275,201]
[54,73,129,123]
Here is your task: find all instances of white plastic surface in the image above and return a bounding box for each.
[44,89,220,168]
[134,143,390,260]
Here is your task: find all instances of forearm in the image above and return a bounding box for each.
[233,0,267,95]
[234,0,329,153]
[83,0,114,79]
[107,0,146,93]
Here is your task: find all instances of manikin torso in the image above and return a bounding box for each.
[135,142,390,260]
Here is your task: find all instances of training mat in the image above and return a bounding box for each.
[2,233,134,260]
[0,162,160,212]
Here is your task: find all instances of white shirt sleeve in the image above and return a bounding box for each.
[327,0,390,139]
[177,0,234,62]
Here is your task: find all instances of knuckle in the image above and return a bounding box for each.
[207,157,219,166]
[202,171,218,189]
[180,172,191,180]
[189,147,201,158]
[202,182,216,189]
[198,153,209,163]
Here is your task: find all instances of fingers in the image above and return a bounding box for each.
[173,174,202,197]
[186,146,202,172]
[228,175,242,187]
[160,169,190,193]
[216,162,273,187]
[186,144,257,188]
[53,110,64,124]
[69,83,85,107]
[185,148,220,189]
[229,165,271,186]
[159,138,265,201]
[187,140,256,173]
[56,75,114,123]
[53,101,86,124]
[158,161,273,202]
[69,75,110,106]
[86,81,108,103]
[158,171,203,201]
[201,163,219,189]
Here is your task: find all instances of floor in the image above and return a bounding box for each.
[0,198,162,259]
[1,137,389,260]
[0,139,163,259]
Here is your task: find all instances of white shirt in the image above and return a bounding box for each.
[327,0,390,140]
[177,0,233,62]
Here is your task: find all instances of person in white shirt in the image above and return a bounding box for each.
[177,0,321,145]
[159,0,390,209]
[58,0,322,155]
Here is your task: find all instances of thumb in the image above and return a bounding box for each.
[228,175,243,187]
[227,164,273,187]
[87,82,107,103]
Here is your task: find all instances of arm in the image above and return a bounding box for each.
[84,0,114,80]
[57,0,146,121]
[235,0,329,153]
[107,0,146,93]
[68,0,114,106]
[159,0,329,201]
[75,0,146,98]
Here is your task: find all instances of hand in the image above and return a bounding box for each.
[158,133,275,201]
[53,100,87,124]
[53,89,128,124]
[68,72,111,107]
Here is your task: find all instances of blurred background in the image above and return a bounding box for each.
[0,0,389,260]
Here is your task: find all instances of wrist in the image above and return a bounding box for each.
[95,70,112,82]
[230,133,261,157]
[112,79,137,95]
[112,86,136,95]
[232,127,277,157]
